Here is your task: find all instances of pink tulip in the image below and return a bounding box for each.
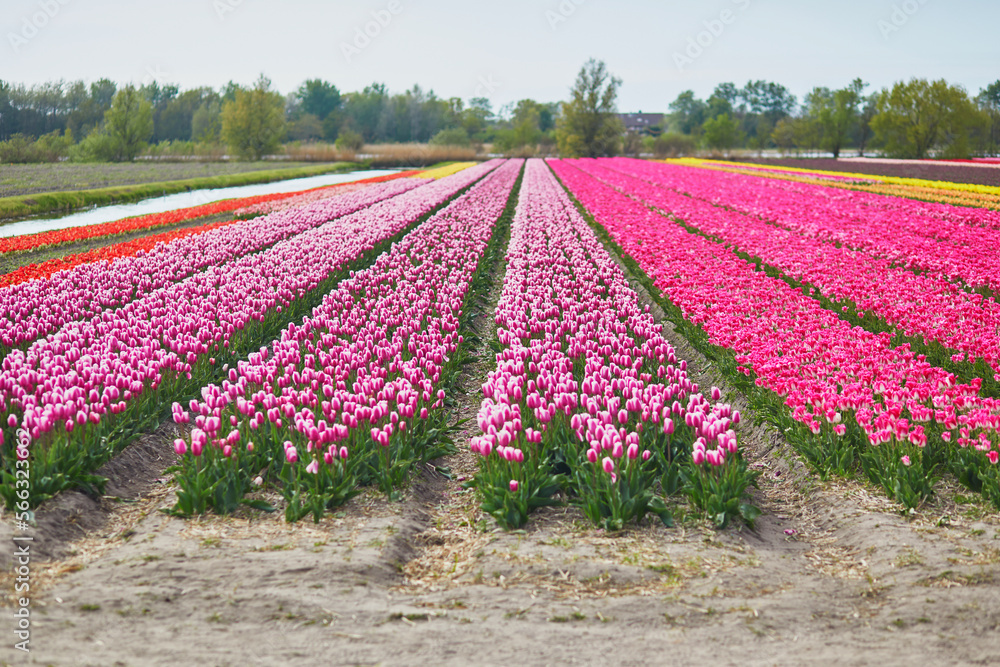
[509,480,519,492]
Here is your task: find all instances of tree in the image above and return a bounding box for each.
[104,85,153,161]
[771,118,797,155]
[702,113,742,154]
[668,90,707,135]
[287,113,324,141]
[220,75,285,160]
[342,83,388,142]
[856,93,878,156]
[871,79,980,158]
[429,127,471,147]
[461,97,493,141]
[192,98,222,143]
[296,79,341,121]
[158,88,214,142]
[977,80,1000,154]
[805,79,866,158]
[556,58,623,157]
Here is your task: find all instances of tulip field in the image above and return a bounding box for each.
[3,156,1000,526]
[551,157,1000,511]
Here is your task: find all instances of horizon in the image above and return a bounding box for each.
[4,0,998,112]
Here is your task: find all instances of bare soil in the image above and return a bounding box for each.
[729,157,1000,188]
[2,213,1000,667]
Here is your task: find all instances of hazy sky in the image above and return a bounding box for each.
[4,0,997,113]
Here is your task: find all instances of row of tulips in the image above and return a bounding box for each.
[677,158,1000,202]
[0,160,503,509]
[676,160,1000,210]
[0,184,353,255]
[168,159,523,521]
[627,160,1000,295]
[0,171,420,255]
[232,171,423,218]
[469,159,756,531]
[0,218,238,290]
[551,158,1000,511]
[0,177,425,352]
[572,159,1000,384]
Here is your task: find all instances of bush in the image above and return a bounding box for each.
[334,129,364,152]
[428,127,471,147]
[0,134,38,163]
[33,130,73,161]
[69,128,118,162]
[0,131,72,163]
[653,132,697,158]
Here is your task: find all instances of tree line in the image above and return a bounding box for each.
[665,78,1000,159]
[1,67,997,162]
[0,74,564,162]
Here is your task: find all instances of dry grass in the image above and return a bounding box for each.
[283,143,357,163]
[363,144,481,167]
[285,142,485,167]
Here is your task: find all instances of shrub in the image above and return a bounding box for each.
[429,127,471,147]
[334,129,364,152]
[653,132,697,158]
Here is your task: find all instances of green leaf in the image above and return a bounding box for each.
[739,503,761,526]
[242,499,277,513]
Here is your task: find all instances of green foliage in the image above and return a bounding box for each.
[786,423,856,480]
[280,456,360,523]
[334,129,364,151]
[652,132,697,158]
[872,78,984,158]
[804,79,867,157]
[668,91,708,135]
[859,444,939,511]
[0,130,71,163]
[296,79,342,120]
[472,465,562,530]
[571,455,672,531]
[101,85,154,161]
[702,113,742,152]
[191,98,222,143]
[682,457,760,529]
[220,75,286,160]
[69,126,118,162]
[556,58,623,157]
[286,113,324,142]
[429,127,471,147]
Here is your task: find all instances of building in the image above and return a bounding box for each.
[617,112,665,136]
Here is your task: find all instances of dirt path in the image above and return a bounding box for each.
[3,193,1000,667]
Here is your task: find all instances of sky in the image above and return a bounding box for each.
[3,0,998,113]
